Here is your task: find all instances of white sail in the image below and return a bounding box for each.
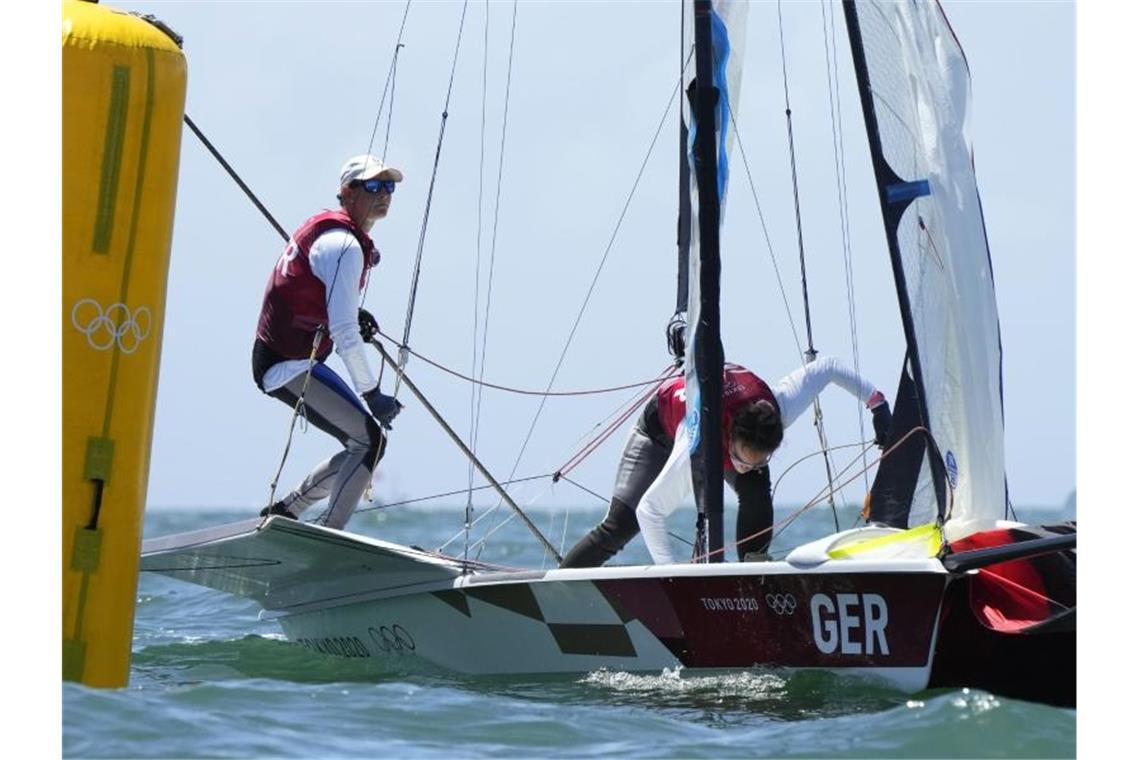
[849,0,1006,534]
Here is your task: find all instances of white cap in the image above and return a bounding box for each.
[339,154,404,189]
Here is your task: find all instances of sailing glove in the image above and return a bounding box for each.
[363,386,403,429]
[871,401,893,449]
[358,307,380,342]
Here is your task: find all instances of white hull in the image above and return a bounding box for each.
[142,517,949,692]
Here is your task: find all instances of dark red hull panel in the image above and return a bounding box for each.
[597,572,947,670]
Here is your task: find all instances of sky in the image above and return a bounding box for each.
[87,0,1077,515]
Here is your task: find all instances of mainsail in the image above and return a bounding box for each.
[844,0,1006,535]
[681,0,748,559]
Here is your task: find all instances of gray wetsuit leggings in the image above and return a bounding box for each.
[266,362,385,529]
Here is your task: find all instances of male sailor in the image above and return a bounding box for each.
[560,357,892,567]
[251,155,404,529]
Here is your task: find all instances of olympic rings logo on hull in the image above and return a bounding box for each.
[368,624,416,653]
[765,593,797,616]
[71,298,151,354]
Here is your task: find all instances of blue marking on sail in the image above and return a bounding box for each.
[684,0,747,457]
[711,9,732,204]
[886,179,931,204]
[686,389,702,453]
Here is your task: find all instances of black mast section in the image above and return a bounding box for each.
[690,0,725,561]
[842,0,946,517]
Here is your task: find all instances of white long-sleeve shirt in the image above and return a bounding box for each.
[637,356,881,564]
[261,228,378,394]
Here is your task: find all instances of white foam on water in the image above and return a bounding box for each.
[581,667,786,698]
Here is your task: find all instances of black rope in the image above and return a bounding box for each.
[183,115,289,243]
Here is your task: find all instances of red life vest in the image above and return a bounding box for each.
[655,363,779,470]
[255,210,378,361]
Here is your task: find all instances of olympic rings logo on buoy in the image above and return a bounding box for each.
[70,298,152,354]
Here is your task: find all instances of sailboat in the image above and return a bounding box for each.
[141,0,1075,707]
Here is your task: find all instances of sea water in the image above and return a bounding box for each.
[63,504,1076,758]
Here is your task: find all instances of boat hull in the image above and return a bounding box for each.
[273,566,949,691]
[142,518,950,690]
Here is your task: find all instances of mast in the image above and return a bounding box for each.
[689,0,726,560]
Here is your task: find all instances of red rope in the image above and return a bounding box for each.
[554,379,665,480]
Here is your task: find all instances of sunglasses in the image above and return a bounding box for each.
[729,441,772,472]
[354,178,397,194]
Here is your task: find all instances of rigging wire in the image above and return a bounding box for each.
[354,473,553,515]
[363,1,470,503]
[361,1,411,326]
[471,0,518,512]
[820,0,870,493]
[395,0,471,393]
[466,0,496,570]
[458,477,553,556]
[726,107,803,358]
[553,371,671,480]
[381,45,405,163]
[559,364,676,455]
[449,370,662,557]
[777,2,818,359]
[776,0,842,530]
[366,0,412,158]
[182,115,289,243]
[475,67,690,560]
[559,475,609,505]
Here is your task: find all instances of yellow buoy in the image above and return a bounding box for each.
[62,0,186,688]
